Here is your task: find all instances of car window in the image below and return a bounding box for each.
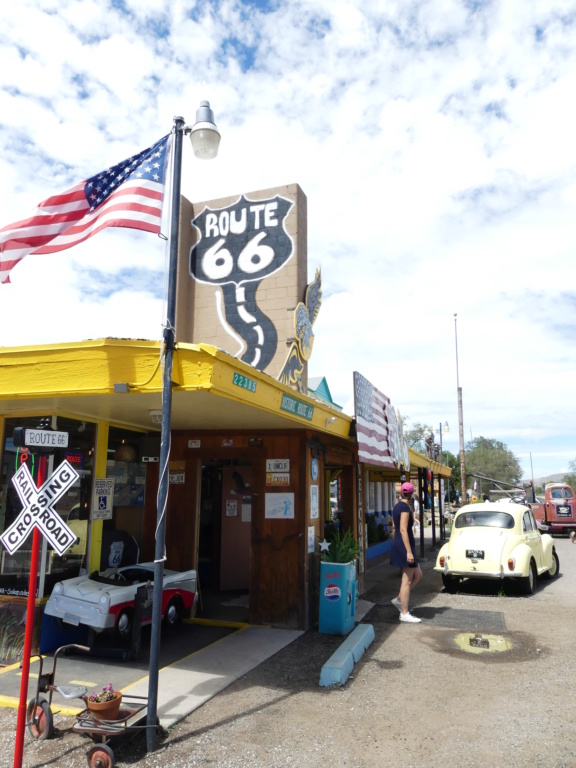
[455,511,515,529]
[119,567,154,583]
[522,511,533,532]
[89,567,153,585]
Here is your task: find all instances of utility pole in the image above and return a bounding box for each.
[454,314,467,503]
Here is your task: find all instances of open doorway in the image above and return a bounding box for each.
[197,459,251,623]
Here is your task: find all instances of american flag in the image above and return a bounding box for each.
[353,371,400,468]
[0,133,171,284]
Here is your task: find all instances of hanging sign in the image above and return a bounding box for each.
[1,460,79,555]
[13,427,69,451]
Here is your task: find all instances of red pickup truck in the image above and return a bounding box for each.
[528,483,576,534]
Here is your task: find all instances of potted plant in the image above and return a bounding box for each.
[86,684,123,721]
[320,527,360,563]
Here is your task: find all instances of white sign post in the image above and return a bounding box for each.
[5,435,77,768]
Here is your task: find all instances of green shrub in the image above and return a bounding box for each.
[321,527,360,563]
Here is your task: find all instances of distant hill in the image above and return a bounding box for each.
[525,473,566,485]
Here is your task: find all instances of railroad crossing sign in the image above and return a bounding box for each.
[1,460,79,556]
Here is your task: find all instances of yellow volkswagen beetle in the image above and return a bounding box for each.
[435,502,559,594]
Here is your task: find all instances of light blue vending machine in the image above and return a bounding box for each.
[319,560,357,635]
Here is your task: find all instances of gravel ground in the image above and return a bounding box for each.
[2,534,575,768]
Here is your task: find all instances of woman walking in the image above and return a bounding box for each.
[390,481,423,623]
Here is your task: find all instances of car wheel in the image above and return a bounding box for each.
[520,559,537,595]
[163,597,184,627]
[26,698,54,740]
[543,549,560,579]
[442,574,460,593]
[115,609,133,641]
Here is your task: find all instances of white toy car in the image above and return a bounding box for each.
[45,563,197,639]
[435,503,559,595]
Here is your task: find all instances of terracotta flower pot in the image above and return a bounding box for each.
[87,692,122,721]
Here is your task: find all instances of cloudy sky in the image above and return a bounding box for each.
[1,0,575,480]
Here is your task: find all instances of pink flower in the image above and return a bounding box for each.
[88,684,118,703]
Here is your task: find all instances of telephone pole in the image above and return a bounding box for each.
[454,314,467,503]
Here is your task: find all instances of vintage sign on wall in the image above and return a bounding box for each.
[265,492,295,519]
[176,184,309,382]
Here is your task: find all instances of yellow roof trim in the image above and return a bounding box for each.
[0,339,354,439]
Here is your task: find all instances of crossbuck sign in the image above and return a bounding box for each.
[1,460,79,556]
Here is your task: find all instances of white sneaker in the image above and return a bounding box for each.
[391,598,402,612]
[399,612,421,623]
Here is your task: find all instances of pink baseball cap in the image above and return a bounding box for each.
[401,482,415,494]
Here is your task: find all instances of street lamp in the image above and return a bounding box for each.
[438,421,449,464]
[147,102,220,752]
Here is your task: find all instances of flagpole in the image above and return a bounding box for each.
[146,105,220,752]
[146,115,184,751]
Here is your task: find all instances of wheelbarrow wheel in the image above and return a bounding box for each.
[26,697,54,740]
[87,743,115,768]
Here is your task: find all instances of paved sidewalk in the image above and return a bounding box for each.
[0,622,302,730]
[123,625,302,728]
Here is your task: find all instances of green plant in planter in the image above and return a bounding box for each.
[321,527,360,563]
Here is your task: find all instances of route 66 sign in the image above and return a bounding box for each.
[189,193,294,370]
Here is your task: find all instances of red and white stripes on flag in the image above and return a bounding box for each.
[353,371,400,468]
[0,133,171,284]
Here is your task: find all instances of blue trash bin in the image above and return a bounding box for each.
[319,560,357,635]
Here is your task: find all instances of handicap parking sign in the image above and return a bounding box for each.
[93,478,115,520]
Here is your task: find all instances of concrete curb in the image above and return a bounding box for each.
[319,623,375,687]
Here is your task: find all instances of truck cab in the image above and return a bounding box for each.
[529,483,576,534]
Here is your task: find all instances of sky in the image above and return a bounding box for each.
[1,0,575,481]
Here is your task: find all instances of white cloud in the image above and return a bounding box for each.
[1,0,576,479]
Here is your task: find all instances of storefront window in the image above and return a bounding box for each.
[0,416,96,596]
[101,427,148,568]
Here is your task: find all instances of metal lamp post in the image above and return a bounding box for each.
[146,102,220,752]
